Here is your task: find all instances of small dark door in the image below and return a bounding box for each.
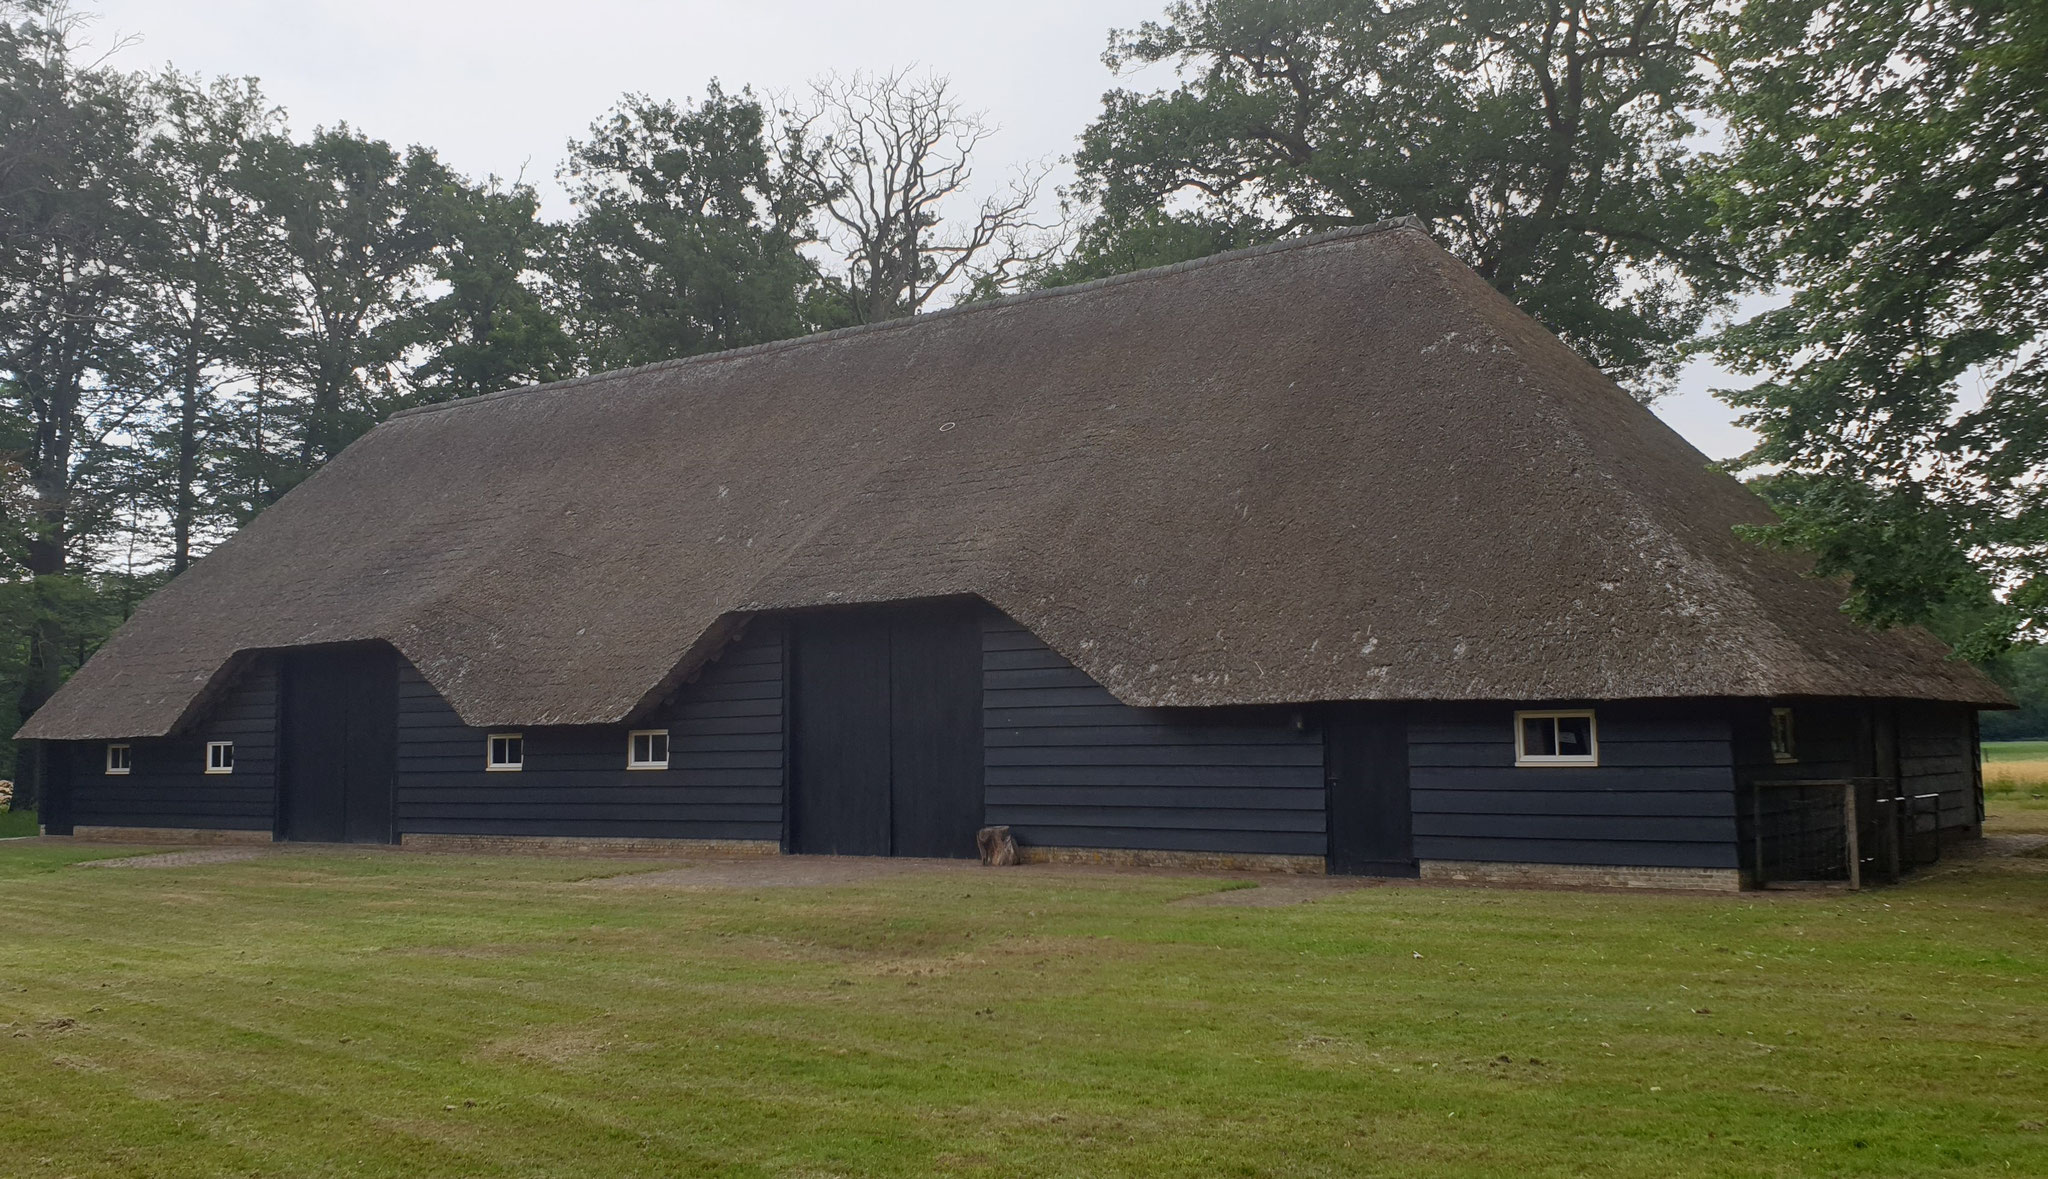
[1326,703,1416,876]
[789,601,984,858]
[279,645,397,844]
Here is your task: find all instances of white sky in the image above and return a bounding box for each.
[86,0,1757,460]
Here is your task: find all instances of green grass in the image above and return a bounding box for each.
[1984,741,2048,763]
[2,819,2045,1179]
[0,808,36,838]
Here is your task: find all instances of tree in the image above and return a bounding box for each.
[404,175,574,402]
[130,70,287,571]
[1070,0,1747,394]
[556,84,821,371]
[242,126,451,477]
[1710,0,2047,655]
[0,0,152,804]
[780,69,1060,323]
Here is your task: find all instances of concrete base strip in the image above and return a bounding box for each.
[72,825,273,846]
[1420,859,1741,893]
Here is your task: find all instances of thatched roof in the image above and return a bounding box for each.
[19,222,2005,740]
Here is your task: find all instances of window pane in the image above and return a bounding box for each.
[650,732,668,763]
[1556,716,1592,757]
[506,737,522,765]
[631,733,648,763]
[1522,716,1556,757]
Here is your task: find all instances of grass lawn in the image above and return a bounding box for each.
[2,819,2044,1177]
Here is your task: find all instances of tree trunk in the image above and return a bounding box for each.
[172,333,201,573]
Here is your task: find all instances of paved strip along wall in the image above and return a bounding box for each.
[980,611,1327,866]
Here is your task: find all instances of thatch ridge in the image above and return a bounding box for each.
[387,218,1430,425]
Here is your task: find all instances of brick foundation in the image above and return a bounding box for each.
[399,833,780,858]
[1015,845,1326,875]
[71,825,274,846]
[1420,859,1741,893]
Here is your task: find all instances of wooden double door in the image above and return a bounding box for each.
[278,645,397,843]
[789,602,984,858]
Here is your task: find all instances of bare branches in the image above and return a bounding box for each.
[779,68,1063,322]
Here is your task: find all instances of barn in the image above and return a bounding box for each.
[17,221,2008,890]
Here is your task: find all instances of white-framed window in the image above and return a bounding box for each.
[205,741,235,774]
[1770,707,1797,764]
[105,743,131,775]
[627,729,670,770]
[487,733,524,771]
[1515,710,1598,766]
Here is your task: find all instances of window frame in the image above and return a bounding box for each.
[486,733,524,772]
[105,743,131,775]
[626,729,670,771]
[1514,709,1600,767]
[1770,707,1797,764]
[205,740,234,775]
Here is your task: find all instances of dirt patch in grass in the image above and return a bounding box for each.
[77,847,272,869]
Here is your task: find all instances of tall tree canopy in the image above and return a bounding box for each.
[404,176,575,402]
[1070,0,1747,394]
[557,85,822,371]
[1711,0,2047,654]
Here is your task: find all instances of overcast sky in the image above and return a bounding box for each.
[87,0,1756,459]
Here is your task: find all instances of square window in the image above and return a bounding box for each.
[1770,707,1797,764]
[487,733,524,771]
[1515,710,1599,766]
[106,743,131,775]
[627,729,669,770]
[206,741,234,774]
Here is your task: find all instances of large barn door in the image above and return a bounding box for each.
[888,603,984,858]
[1326,704,1416,876]
[790,613,894,855]
[789,602,984,858]
[279,645,397,844]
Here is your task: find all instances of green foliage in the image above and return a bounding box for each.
[1067,0,1748,393]
[1710,0,2048,653]
[1017,207,1263,292]
[404,177,575,402]
[1982,645,2048,741]
[557,84,823,371]
[241,126,454,472]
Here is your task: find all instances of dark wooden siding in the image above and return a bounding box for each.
[981,614,1325,856]
[1731,699,1982,865]
[1409,702,1739,869]
[1899,703,1980,833]
[395,622,785,841]
[62,657,279,832]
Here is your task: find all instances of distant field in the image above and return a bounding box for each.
[1984,741,2048,763]
[1983,742,2048,809]
[0,809,36,838]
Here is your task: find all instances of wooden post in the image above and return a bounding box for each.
[1844,781,1861,891]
